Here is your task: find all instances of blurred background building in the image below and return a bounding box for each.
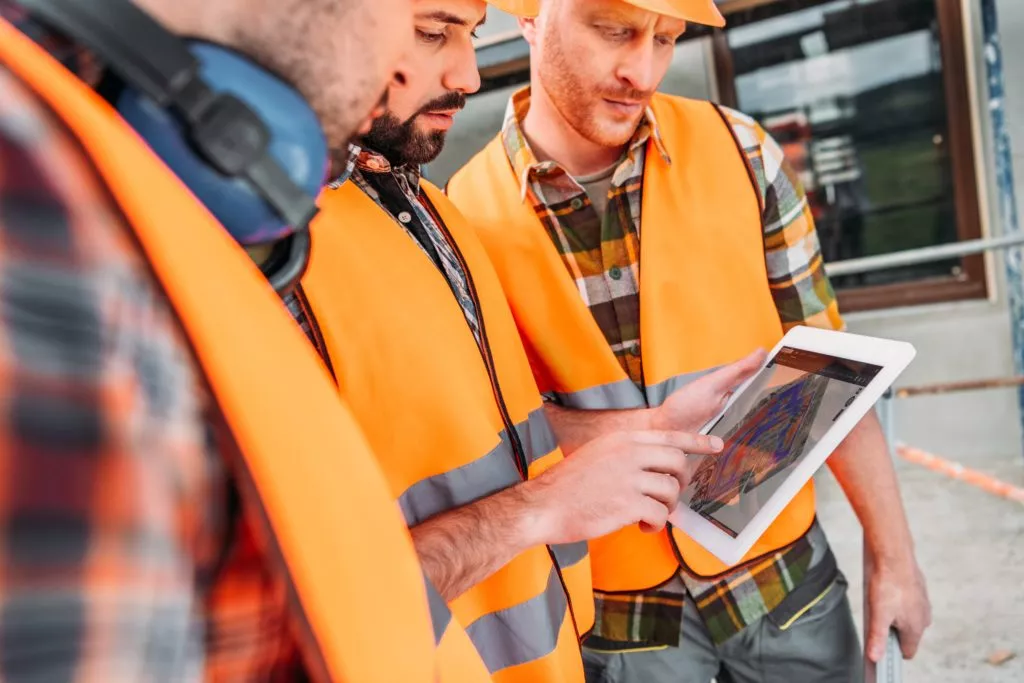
[425,1,1024,679]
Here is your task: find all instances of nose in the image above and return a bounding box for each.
[441,40,482,97]
[615,40,658,95]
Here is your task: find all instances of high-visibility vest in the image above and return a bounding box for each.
[0,18,443,682]
[300,179,594,683]
[447,93,816,589]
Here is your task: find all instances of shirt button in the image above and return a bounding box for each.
[631,344,642,357]
[609,265,622,280]
[570,197,585,211]
[398,211,413,224]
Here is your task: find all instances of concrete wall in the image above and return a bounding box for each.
[429,2,1024,462]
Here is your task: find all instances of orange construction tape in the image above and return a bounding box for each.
[895,444,1024,505]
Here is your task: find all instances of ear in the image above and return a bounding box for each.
[519,16,539,46]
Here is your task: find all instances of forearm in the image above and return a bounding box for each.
[544,403,652,455]
[827,411,915,563]
[410,481,548,602]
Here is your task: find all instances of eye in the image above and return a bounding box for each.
[655,34,675,47]
[471,29,480,39]
[596,24,631,41]
[417,29,446,46]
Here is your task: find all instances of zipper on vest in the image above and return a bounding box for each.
[419,197,529,477]
[422,195,583,644]
[292,283,338,384]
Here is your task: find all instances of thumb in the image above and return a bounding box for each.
[866,603,896,663]
[707,349,767,398]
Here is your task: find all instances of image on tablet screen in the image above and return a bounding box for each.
[679,347,881,538]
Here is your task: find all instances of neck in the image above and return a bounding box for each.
[521,80,627,177]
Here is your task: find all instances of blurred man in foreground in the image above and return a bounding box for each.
[0,0,469,679]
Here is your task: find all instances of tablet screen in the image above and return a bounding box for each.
[679,347,882,538]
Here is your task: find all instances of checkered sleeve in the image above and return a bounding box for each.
[0,68,213,680]
[721,107,845,332]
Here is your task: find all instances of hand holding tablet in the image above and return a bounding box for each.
[669,326,916,565]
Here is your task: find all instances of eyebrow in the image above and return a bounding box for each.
[421,10,487,29]
[588,7,644,27]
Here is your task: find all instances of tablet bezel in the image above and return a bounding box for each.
[668,326,916,567]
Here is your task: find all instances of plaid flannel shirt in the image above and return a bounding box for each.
[0,17,306,680]
[502,87,844,645]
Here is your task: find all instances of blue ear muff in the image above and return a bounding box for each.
[115,42,329,248]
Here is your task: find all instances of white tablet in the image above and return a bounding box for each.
[669,326,916,566]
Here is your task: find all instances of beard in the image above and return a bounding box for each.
[363,90,466,167]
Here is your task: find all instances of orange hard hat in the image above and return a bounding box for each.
[487,0,723,27]
[623,0,725,26]
[487,0,540,17]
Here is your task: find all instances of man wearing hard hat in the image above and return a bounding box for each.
[448,0,932,681]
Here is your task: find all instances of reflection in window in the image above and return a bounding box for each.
[724,0,959,289]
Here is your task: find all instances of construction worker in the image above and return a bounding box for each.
[0,0,475,680]
[447,0,933,681]
[288,0,766,681]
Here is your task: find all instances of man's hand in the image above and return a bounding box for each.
[522,430,724,544]
[866,557,932,661]
[828,412,932,663]
[650,349,767,433]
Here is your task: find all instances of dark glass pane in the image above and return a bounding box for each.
[724,0,959,289]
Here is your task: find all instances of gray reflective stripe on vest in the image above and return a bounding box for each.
[398,408,557,525]
[424,574,451,645]
[551,378,646,410]
[644,368,719,406]
[465,568,568,673]
[514,407,559,467]
[552,368,727,410]
[549,541,588,570]
[551,370,719,410]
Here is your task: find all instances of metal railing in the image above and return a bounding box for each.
[825,232,1024,278]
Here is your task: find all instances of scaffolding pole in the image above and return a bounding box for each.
[867,396,902,683]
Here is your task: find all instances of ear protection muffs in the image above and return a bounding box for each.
[20,0,329,294]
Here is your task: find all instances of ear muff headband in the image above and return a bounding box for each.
[20,0,328,293]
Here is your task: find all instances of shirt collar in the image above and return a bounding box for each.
[501,86,672,202]
[325,143,361,189]
[354,147,423,194]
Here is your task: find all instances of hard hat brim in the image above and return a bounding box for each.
[624,0,726,28]
[486,0,540,18]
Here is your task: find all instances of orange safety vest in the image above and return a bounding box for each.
[447,94,816,589]
[299,179,594,683]
[0,19,443,682]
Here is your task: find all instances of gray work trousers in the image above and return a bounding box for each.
[582,573,863,683]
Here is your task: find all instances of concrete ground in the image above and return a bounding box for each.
[815,443,1024,682]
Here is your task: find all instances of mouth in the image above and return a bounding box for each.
[602,98,644,116]
[420,110,458,130]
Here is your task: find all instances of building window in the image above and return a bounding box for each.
[712,0,986,311]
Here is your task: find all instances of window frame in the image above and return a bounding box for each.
[712,0,987,312]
